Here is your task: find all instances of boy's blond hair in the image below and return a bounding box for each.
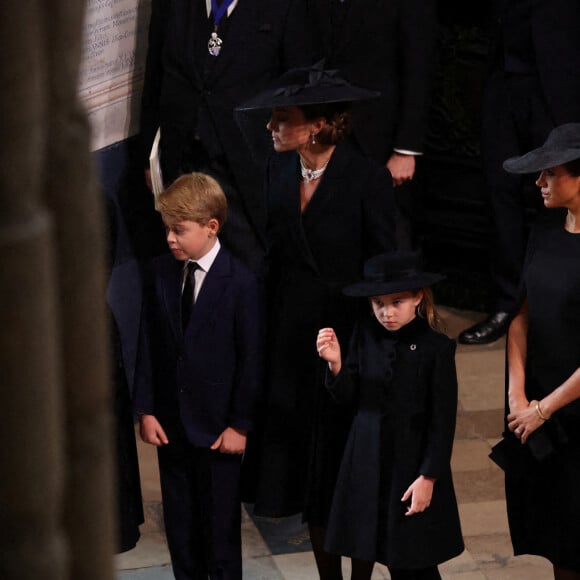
[156,172,227,229]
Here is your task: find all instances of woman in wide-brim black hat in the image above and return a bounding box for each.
[239,62,398,578]
[315,251,464,578]
[498,123,580,577]
[236,59,382,197]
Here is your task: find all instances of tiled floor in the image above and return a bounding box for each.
[116,307,554,579]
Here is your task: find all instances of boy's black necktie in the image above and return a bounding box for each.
[181,262,199,329]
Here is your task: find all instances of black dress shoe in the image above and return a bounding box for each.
[457,311,510,345]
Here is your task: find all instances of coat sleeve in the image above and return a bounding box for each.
[362,163,397,255]
[132,264,156,415]
[325,323,361,406]
[228,273,266,432]
[418,338,459,479]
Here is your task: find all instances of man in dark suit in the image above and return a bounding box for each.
[458,0,580,344]
[134,173,264,580]
[139,0,319,273]
[307,0,438,248]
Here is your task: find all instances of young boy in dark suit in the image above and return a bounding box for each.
[134,172,264,580]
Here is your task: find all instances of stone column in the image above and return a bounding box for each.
[0,1,116,579]
[42,0,116,578]
[0,1,67,578]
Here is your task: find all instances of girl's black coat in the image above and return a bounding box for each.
[325,316,464,568]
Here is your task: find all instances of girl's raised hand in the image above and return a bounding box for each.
[316,328,342,375]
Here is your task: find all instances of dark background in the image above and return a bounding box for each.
[417,1,493,311]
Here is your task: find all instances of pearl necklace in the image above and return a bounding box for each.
[300,158,329,183]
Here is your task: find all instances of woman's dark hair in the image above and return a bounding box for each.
[300,102,352,146]
[563,157,580,176]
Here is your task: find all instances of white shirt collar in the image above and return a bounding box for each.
[188,238,221,272]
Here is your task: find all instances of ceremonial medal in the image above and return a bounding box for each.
[208,0,235,57]
[208,31,223,56]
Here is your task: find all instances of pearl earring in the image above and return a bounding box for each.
[311,133,316,145]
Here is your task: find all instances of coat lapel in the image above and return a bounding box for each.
[303,141,351,217]
[272,143,355,277]
[187,247,231,338]
[160,258,185,343]
[272,154,321,276]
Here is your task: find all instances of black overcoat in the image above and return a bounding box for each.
[324,316,464,569]
[251,141,397,520]
[308,0,438,162]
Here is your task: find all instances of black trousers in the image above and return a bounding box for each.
[157,421,243,580]
[480,71,553,313]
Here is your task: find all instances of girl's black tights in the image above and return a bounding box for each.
[308,525,374,580]
[308,525,441,580]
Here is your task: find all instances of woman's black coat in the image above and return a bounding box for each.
[251,140,397,520]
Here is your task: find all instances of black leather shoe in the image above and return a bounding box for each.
[457,311,510,345]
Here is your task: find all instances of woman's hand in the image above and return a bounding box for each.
[507,400,546,444]
[316,327,342,375]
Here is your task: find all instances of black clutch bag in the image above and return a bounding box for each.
[489,417,568,474]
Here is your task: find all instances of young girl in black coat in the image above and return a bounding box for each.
[316,251,464,580]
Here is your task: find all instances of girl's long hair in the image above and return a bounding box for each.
[416,287,445,332]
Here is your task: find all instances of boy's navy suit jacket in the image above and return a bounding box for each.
[134,245,264,447]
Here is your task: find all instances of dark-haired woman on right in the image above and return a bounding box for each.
[501,123,580,580]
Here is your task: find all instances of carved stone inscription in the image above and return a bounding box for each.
[79,0,151,150]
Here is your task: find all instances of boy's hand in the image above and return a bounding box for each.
[210,427,247,454]
[316,327,342,375]
[401,475,435,516]
[139,414,169,446]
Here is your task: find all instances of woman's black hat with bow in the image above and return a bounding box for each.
[235,60,380,111]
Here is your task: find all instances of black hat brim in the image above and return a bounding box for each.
[343,273,446,297]
[503,147,580,174]
[236,85,380,112]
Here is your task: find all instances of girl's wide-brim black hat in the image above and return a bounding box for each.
[343,251,445,297]
[503,123,580,174]
[235,60,380,112]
